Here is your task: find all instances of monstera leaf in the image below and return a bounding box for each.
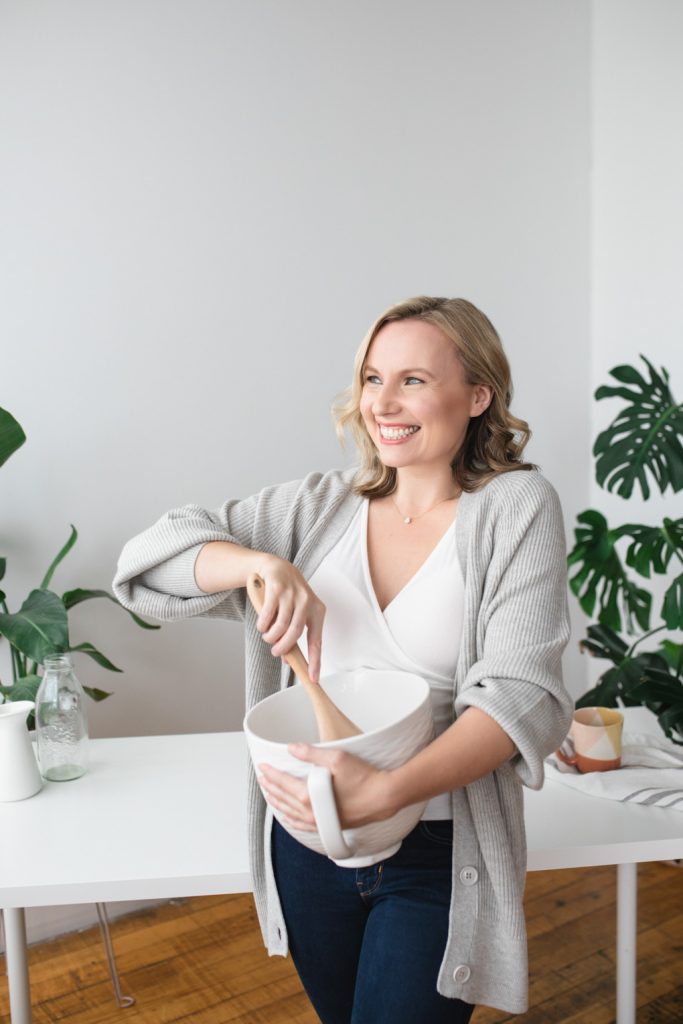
[610,517,683,630]
[613,516,683,577]
[662,573,683,630]
[568,510,651,633]
[577,626,683,745]
[593,355,683,499]
[0,407,26,468]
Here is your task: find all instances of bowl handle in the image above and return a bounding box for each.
[307,765,354,860]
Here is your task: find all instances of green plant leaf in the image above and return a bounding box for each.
[62,587,161,630]
[662,572,683,629]
[576,652,682,717]
[40,526,78,589]
[629,674,682,705]
[0,589,69,662]
[63,587,115,609]
[575,666,643,708]
[0,674,41,702]
[0,407,27,468]
[0,557,6,583]
[612,517,683,578]
[567,510,651,632]
[656,707,683,745]
[82,684,113,701]
[593,355,683,499]
[69,641,123,672]
[577,623,628,664]
[660,639,683,672]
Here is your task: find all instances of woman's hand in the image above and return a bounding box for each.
[253,555,326,683]
[258,744,396,831]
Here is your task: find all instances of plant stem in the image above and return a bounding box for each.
[626,624,667,657]
[10,645,21,683]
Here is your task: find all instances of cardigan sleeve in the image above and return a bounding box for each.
[454,474,574,789]
[111,492,260,623]
[111,468,354,626]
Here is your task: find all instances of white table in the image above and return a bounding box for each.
[2,715,682,1024]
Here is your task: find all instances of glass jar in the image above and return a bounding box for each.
[35,653,89,781]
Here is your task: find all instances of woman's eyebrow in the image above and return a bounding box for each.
[364,365,433,375]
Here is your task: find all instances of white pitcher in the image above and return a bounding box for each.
[0,700,43,802]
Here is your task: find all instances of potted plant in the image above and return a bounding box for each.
[0,406,160,728]
[567,356,683,745]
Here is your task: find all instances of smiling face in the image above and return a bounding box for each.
[359,318,492,474]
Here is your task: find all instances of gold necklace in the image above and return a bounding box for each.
[390,491,461,525]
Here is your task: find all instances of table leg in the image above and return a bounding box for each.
[616,863,637,1024]
[2,908,32,1024]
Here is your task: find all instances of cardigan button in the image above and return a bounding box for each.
[453,964,471,983]
[459,866,478,885]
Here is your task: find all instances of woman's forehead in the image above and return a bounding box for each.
[366,319,459,368]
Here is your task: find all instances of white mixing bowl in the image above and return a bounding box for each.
[244,669,434,866]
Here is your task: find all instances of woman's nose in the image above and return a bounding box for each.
[371,383,402,415]
[370,387,403,415]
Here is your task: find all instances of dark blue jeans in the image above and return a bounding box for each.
[271,818,476,1024]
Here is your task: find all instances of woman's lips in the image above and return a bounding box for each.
[378,426,421,445]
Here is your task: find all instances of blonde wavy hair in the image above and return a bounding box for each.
[332,295,537,496]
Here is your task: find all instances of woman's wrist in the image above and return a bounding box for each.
[194,542,280,593]
[253,550,284,577]
[380,709,518,816]
[375,770,405,821]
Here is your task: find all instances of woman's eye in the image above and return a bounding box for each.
[363,375,423,385]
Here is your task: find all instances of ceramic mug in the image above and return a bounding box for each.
[244,669,434,867]
[556,706,624,772]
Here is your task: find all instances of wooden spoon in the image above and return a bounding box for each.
[246,572,362,742]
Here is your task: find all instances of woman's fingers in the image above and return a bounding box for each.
[258,765,315,827]
[270,605,308,658]
[261,592,295,645]
[252,561,325,673]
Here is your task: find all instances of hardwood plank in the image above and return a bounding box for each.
[1,862,682,1024]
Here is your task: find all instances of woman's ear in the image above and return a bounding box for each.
[470,384,493,418]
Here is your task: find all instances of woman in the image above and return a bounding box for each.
[113,295,574,1022]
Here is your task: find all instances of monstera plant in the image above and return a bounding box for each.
[567,355,683,745]
[0,406,159,728]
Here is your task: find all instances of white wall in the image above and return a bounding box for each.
[0,0,591,736]
[586,0,683,690]
[0,0,591,947]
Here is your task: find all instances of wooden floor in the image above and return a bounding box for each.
[2,861,682,1024]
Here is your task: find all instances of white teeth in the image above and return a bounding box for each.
[380,425,420,439]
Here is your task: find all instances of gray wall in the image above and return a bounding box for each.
[586,0,683,690]
[0,1,591,749]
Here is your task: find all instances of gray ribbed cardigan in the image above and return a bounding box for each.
[112,465,573,1014]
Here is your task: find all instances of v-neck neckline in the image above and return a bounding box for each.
[362,498,458,616]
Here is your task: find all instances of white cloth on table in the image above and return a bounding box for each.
[544,707,683,810]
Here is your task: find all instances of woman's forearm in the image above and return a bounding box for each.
[193,541,275,594]
[262,706,520,831]
[385,707,517,815]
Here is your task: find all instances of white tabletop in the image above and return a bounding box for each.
[0,733,250,908]
[1,714,682,909]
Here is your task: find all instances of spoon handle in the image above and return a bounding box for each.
[246,572,362,741]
